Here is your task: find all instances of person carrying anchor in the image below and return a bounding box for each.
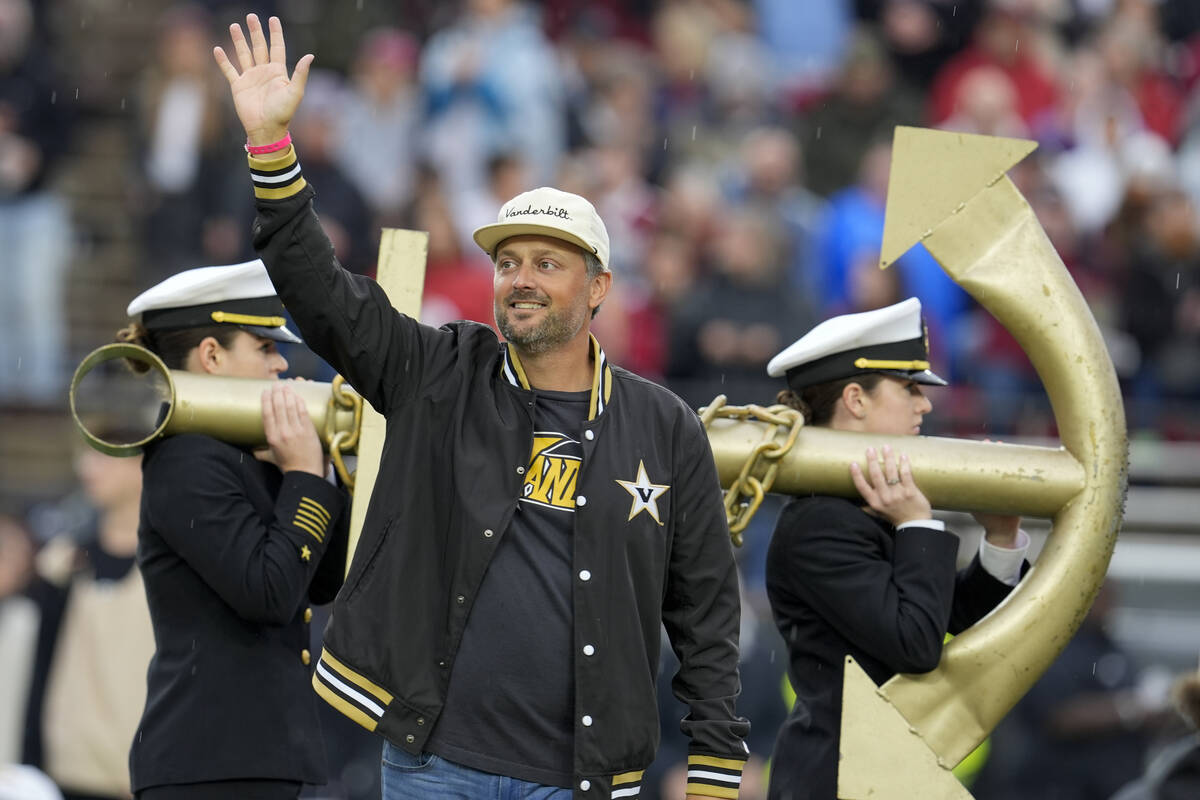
[762,297,1031,800]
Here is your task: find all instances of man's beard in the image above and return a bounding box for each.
[496,292,588,355]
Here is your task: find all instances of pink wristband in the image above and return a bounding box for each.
[245,132,292,155]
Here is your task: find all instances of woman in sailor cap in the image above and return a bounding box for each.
[761,297,1030,800]
[118,260,347,799]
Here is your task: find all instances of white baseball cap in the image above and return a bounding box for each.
[767,297,946,391]
[126,259,301,344]
[472,187,611,271]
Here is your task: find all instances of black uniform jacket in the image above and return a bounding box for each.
[765,495,1019,800]
[248,150,749,799]
[129,433,348,792]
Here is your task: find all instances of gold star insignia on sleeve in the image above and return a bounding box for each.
[300,545,312,562]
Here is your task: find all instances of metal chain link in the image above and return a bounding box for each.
[699,395,805,547]
[327,375,362,493]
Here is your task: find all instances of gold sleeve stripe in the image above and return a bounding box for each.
[292,516,325,543]
[292,513,326,537]
[248,145,297,171]
[320,649,395,704]
[250,161,302,181]
[253,179,307,201]
[312,672,378,732]
[682,785,738,799]
[612,770,644,785]
[294,509,327,537]
[249,145,305,200]
[295,505,329,528]
[294,507,327,530]
[684,753,744,799]
[298,497,331,523]
[687,756,745,770]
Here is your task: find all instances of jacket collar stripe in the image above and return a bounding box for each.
[588,334,611,421]
[502,338,613,421]
[503,344,532,390]
[500,347,521,388]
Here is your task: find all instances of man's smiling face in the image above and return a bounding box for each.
[493,235,605,355]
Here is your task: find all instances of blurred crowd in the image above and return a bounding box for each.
[4,0,1200,798]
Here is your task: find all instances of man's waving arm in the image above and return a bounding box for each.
[214,15,452,412]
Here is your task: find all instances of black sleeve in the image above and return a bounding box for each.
[249,149,458,415]
[772,499,961,674]
[143,435,346,625]
[661,409,751,764]
[947,553,1022,635]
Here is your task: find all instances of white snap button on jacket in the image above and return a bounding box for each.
[576,495,587,506]
[581,715,593,727]
[580,780,591,791]
[579,570,591,581]
[582,644,595,656]
[584,430,594,440]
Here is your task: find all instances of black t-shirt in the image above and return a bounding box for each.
[427,389,589,787]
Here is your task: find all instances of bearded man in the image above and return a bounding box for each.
[213,14,749,800]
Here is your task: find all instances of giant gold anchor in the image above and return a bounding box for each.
[842,127,1125,797]
[701,127,1125,797]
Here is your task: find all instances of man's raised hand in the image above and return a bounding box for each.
[213,14,312,146]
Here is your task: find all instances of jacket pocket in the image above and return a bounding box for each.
[342,515,395,603]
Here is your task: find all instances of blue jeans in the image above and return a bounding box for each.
[381,741,571,800]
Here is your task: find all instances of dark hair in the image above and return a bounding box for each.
[115,322,240,374]
[776,373,885,426]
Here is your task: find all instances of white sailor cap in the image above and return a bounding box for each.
[126,259,301,344]
[767,297,946,391]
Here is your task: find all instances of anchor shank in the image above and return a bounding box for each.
[876,175,1127,766]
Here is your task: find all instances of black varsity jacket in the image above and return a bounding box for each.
[248,147,750,799]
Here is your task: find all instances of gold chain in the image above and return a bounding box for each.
[699,395,804,547]
[327,375,362,493]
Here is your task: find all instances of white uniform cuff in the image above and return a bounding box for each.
[896,519,946,532]
[978,529,1030,586]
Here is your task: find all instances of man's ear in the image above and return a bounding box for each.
[589,270,613,313]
